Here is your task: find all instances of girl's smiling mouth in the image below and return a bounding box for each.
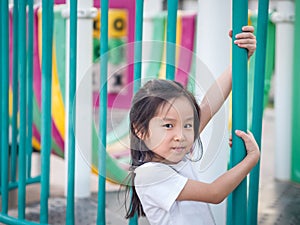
[172,147,186,153]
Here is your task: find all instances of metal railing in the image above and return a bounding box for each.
[0,0,179,224]
[0,0,269,224]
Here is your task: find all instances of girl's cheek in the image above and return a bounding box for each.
[145,128,167,150]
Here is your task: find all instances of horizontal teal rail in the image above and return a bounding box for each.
[0,176,41,195]
[0,214,46,225]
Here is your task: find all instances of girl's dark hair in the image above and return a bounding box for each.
[125,79,201,218]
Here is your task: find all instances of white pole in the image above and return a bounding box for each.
[271,0,294,180]
[65,0,94,197]
[196,1,231,225]
[143,0,163,41]
[142,0,163,78]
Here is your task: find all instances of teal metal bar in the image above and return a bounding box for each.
[130,2,144,224]
[291,0,300,183]
[0,214,43,225]
[133,0,143,92]
[226,160,233,225]
[11,0,19,182]
[133,0,144,93]
[40,0,54,223]
[247,1,270,224]
[0,176,41,193]
[230,0,248,225]
[66,0,78,223]
[0,0,2,189]
[18,0,27,219]
[0,0,9,215]
[166,0,178,80]
[97,1,109,224]
[26,0,34,179]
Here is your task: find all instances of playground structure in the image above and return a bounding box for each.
[0,0,299,224]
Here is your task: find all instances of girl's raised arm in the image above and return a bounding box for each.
[199,26,256,133]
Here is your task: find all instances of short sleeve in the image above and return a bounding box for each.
[134,163,188,211]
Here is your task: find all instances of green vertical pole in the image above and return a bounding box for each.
[248,1,269,224]
[166,0,178,80]
[97,1,108,225]
[292,0,300,183]
[18,0,27,219]
[0,0,2,191]
[11,0,19,183]
[40,0,54,223]
[129,1,144,225]
[249,15,276,110]
[26,0,34,179]
[133,0,144,94]
[230,0,248,225]
[263,21,275,109]
[66,0,77,223]
[0,0,9,215]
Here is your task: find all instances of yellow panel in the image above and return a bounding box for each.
[109,9,128,38]
[93,9,128,39]
[37,9,65,140]
[93,12,101,39]
[32,137,41,150]
[51,45,65,139]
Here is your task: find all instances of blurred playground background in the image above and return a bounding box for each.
[1,0,300,224]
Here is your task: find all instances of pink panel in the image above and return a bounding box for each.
[175,14,196,86]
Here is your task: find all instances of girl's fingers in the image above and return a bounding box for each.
[234,35,256,58]
[234,42,256,49]
[242,25,255,32]
[235,130,252,143]
[234,130,259,150]
[235,129,246,137]
[234,36,256,43]
[235,32,255,39]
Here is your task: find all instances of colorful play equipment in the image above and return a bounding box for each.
[1,0,298,224]
[6,3,197,184]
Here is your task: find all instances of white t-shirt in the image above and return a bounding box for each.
[134,158,216,225]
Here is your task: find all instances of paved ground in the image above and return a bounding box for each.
[2,107,300,224]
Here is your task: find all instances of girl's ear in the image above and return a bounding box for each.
[133,124,146,140]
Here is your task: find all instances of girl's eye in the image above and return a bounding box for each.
[184,124,193,128]
[163,124,173,128]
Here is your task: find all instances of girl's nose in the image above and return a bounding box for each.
[173,130,185,141]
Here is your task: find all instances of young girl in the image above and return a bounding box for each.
[125,26,258,225]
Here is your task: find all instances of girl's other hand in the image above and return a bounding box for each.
[229,25,256,59]
[234,130,260,162]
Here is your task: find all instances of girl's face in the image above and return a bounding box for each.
[143,96,195,164]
